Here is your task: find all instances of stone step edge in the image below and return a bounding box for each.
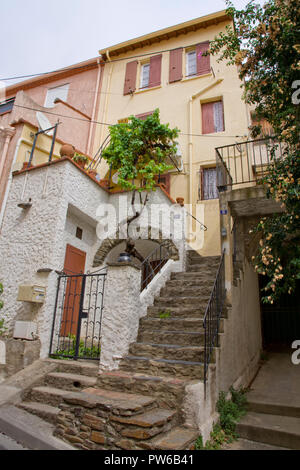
[132,342,205,350]
[124,355,204,367]
[0,405,74,450]
[30,385,157,413]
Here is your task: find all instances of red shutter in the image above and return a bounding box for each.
[202,102,215,134]
[169,48,183,83]
[136,111,154,120]
[196,41,210,76]
[149,54,162,88]
[124,61,138,95]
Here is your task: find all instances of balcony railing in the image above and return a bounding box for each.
[215,137,285,191]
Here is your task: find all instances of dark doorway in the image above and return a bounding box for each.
[259,275,300,351]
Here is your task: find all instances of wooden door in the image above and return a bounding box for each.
[60,244,86,337]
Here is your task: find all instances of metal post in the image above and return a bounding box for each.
[48,123,58,162]
[74,275,86,360]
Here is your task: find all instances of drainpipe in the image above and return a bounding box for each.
[99,50,113,147]
[86,58,102,155]
[188,98,193,207]
[0,136,22,230]
[0,127,15,183]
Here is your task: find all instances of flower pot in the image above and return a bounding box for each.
[22,162,32,170]
[88,169,98,178]
[75,159,86,169]
[60,144,75,158]
[176,197,184,206]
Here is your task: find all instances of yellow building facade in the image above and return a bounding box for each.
[93,10,251,256]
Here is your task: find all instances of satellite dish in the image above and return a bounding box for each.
[36,112,53,135]
[112,171,120,184]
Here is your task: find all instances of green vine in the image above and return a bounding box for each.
[102,109,179,192]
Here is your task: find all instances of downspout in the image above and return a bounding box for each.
[99,50,113,147]
[86,58,102,155]
[188,78,224,206]
[0,136,22,230]
[188,98,193,207]
[0,127,15,183]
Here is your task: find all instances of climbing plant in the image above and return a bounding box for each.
[208,0,300,303]
[102,109,179,192]
[101,109,180,259]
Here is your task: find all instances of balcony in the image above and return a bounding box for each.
[215,137,285,192]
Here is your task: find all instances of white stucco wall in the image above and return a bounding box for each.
[0,160,186,360]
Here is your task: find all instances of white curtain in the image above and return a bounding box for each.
[203,168,218,200]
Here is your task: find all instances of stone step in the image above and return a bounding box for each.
[112,408,178,442]
[187,252,220,262]
[46,358,99,377]
[96,370,188,411]
[138,329,205,346]
[186,263,219,272]
[140,426,199,450]
[18,401,60,424]
[165,278,215,288]
[246,393,300,419]
[171,272,216,281]
[120,355,204,380]
[29,386,70,407]
[154,296,210,307]
[140,317,205,332]
[45,371,98,391]
[30,385,158,417]
[147,306,206,318]
[187,257,220,266]
[237,412,300,450]
[160,286,212,297]
[129,342,211,363]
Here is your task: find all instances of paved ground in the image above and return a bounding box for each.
[0,432,28,450]
[223,438,288,450]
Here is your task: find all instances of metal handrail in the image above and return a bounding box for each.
[141,241,171,291]
[203,249,226,387]
[215,136,284,190]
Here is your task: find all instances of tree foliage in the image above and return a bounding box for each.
[209,0,300,303]
[102,109,179,191]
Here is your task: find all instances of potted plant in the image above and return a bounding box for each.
[72,153,89,169]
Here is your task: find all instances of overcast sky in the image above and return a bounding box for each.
[1,0,265,87]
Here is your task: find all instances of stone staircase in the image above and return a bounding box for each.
[15,251,222,450]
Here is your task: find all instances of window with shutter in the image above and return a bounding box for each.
[200,167,218,200]
[169,48,183,83]
[45,84,69,108]
[186,50,197,77]
[124,61,138,95]
[140,63,150,89]
[201,100,225,134]
[196,41,210,75]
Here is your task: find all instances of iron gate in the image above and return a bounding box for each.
[49,269,106,360]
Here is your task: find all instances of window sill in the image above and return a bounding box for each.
[135,85,162,95]
[197,198,219,203]
[172,72,212,84]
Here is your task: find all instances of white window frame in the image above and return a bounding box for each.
[139,63,150,89]
[44,83,70,108]
[185,49,197,77]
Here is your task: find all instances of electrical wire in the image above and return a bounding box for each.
[1,41,210,83]
[13,103,245,139]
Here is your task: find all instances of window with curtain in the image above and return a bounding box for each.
[185,50,197,77]
[201,100,225,134]
[140,63,150,89]
[201,167,218,200]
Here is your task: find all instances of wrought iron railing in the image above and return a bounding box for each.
[216,137,285,191]
[49,269,107,360]
[203,249,226,387]
[141,241,172,291]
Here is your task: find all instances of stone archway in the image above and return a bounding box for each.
[93,233,179,267]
